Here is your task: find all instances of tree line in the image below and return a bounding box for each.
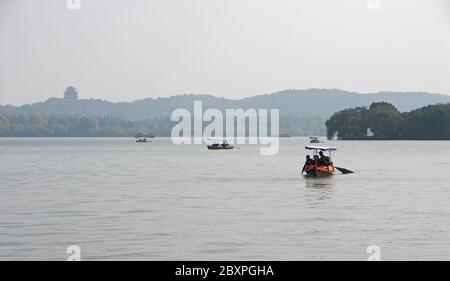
[326,102,450,140]
[0,115,172,137]
[0,114,326,137]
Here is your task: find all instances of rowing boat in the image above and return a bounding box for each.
[302,146,336,177]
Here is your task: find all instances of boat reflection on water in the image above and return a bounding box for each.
[304,177,335,207]
[304,177,335,190]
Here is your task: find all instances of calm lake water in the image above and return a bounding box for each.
[0,138,449,261]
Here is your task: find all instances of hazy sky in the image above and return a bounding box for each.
[0,0,449,105]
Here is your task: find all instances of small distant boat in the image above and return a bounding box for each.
[309,136,321,143]
[207,140,234,150]
[279,132,291,138]
[136,137,150,143]
[135,133,154,143]
[302,146,336,177]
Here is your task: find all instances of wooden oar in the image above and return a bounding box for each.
[335,166,354,174]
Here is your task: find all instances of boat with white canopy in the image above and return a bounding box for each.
[302,146,353,177]
[302,146,336,177]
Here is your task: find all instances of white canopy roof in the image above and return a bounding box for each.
[305,146,337,151]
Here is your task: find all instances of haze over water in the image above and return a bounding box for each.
[0,138,449,260]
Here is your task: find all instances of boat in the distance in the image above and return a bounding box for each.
[309,136,322,143]
[135,137,150,143]
[207,140,234,150]
[135,133,154,143]
[302,146,336,177]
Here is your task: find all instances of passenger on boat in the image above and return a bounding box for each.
[318,151,331,165]
[302,155,313,173]
[313,154,320,164]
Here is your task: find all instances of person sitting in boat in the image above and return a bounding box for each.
[302,155,313,173]
[318,151,331,165]
[313,154,320,164]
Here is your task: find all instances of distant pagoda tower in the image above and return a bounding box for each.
[64,86,79,100]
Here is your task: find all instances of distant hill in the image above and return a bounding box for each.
[1,89,449,136]
[1,89,449,119]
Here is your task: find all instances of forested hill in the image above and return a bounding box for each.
[326,102,450,140]
[1,89,449,120]
[0,89,449,137]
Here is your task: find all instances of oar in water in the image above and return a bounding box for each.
[335,166,354,174]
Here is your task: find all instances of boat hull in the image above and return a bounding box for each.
[304,165,335,177]
[207,145,234,150]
